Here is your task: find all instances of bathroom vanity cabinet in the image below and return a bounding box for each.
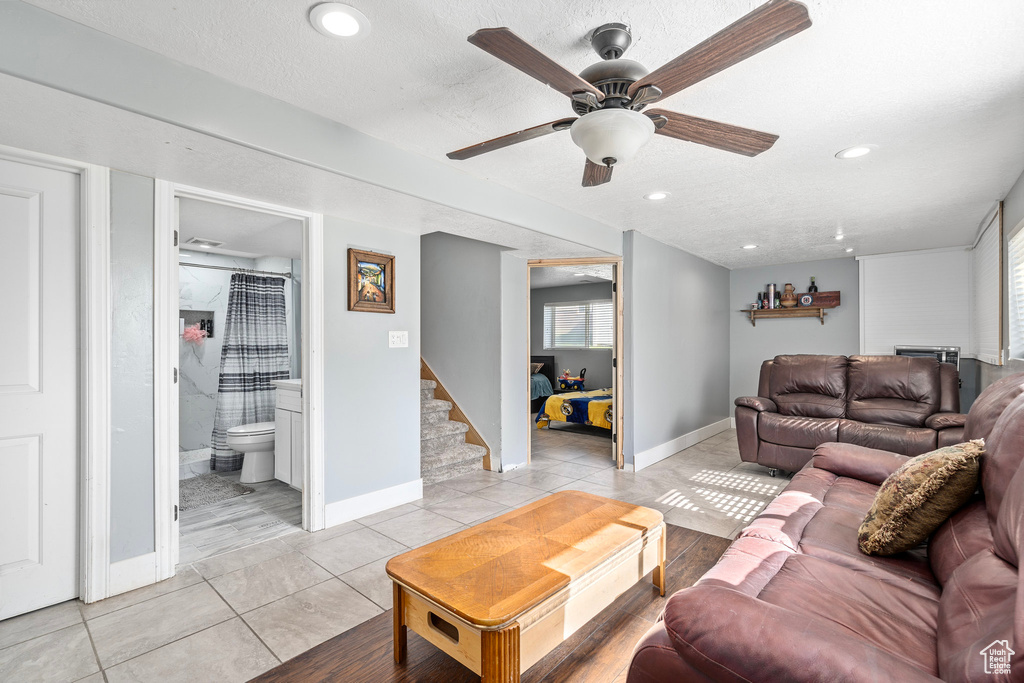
[273,379,303,491]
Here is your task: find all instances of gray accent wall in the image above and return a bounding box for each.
[622,231,730,464]
[729,258,860,401]
[323,217,421,502]
[109,171,156,562]
[530,282,614,390]
[421,233,503,458]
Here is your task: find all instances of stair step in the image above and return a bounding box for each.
[420,379,437,390]
[421,397,451,413]
[421,443,486,472]
[420,431,469,455]
[421,408,453,426]
[421,420,468,440]
[423,457,482,485]
[420,388,435,400]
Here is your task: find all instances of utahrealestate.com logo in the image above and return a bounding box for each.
[980,640,1014,676]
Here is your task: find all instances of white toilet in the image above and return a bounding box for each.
[227,422,276,484]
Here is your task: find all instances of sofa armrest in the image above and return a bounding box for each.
[661,586,941,683]
[734,396,777,412]
[811,442,910,485]
[925,412,967,430]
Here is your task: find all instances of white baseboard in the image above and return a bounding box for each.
[731,417,736,429]
[324,478,423,528]
[108,552,158,598]
[631,418,733,472]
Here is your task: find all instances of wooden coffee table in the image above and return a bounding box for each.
[385,490,665,682]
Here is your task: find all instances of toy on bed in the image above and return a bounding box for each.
[557,367,586,392]
[537,387,611,430]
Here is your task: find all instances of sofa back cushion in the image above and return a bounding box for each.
[768,355,847,418]
[846,355,941,427]
[964,372,1024,441]
[983,391,1024,526]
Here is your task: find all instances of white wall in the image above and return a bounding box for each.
[500,252,529,469]
[730,258,860,400]
[623,231,731,469]
[323,217,421,504]
[530,282,615,391]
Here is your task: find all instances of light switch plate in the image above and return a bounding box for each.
[388,331,409,348]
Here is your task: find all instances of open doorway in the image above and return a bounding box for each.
[154,183,324,577]
[175,198,304,563]
[527,257,624,469]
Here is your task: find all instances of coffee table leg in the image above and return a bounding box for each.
[653,522,666,597]
[393,583,406,664]
[481,622,520,683]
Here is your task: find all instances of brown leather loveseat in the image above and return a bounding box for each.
[628,372,1024,682]
[736,354,964,474]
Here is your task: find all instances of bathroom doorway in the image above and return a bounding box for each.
[155,183,325,574]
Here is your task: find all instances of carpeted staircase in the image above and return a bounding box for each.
[420,378,487,485]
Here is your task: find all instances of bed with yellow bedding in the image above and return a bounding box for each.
[536,389,613,430]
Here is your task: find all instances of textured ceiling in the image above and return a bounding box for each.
[531,264,613,289]
[178,198,303,260]
[20,0,1024,268]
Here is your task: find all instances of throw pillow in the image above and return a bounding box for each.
[530,362,544,374]
[858,439,984,556]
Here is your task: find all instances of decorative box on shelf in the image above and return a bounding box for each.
[742,291,840,327]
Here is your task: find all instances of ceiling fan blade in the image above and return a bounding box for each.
[627,0,811,102]
[582,159,613,187]
[447,118,577,161]
[648,109,778,156]
[468,28,605,101]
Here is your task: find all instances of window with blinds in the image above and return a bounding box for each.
[543,300,614,350]
[1008,228,1024,359]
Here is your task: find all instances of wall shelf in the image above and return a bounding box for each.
[741,306,829,326]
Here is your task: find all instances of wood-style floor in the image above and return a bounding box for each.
[252,524,730,683]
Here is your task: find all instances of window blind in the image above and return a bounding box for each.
[543,299,613,350]
[971,210,1001,364]
[1008,228,1024,359]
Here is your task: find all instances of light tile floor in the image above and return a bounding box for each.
[0,425,789,682]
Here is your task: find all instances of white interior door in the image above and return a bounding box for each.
[0,158,80,619]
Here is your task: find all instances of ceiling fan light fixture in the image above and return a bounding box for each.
[310,3,369,38]
[570,109,655,167]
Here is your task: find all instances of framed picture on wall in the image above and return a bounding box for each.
[348,248,395,313]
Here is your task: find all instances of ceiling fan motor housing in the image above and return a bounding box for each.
[574,58,650,115]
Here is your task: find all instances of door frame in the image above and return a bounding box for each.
[0,144,111,604]
[526,257,624,469]
[154,182,325,579]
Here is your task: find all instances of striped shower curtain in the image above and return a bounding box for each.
[210,273,291,471]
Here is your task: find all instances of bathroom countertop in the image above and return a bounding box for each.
[272,379,302,392]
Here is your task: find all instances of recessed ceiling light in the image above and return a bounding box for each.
[573,272,586,276]
[834,234,844,241]
[644,192,669,201]
[742,244,758,250]
[310,3,370,38]
[845,248,854,253]
[835,145,875,159]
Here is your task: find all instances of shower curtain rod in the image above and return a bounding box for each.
[179,262,292,279]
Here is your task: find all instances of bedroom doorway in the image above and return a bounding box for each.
[527,257,624,469]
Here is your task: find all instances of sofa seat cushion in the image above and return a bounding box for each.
[759,412,840,450]
[757,554,941,676]
[838,419,937,456]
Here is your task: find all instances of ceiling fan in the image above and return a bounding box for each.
[447,0,811,187]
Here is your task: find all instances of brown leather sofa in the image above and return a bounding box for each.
[736,354,964,474]
[627,372,1024,682]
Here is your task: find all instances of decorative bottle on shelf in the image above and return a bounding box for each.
[761,292,769,309]
[781,283,797,308]
[809,276,818,293]
[766,283,776,309]
[774,290,781,309]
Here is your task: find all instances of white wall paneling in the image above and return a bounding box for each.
[970,205,1002,365]
[859,247,972,356]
